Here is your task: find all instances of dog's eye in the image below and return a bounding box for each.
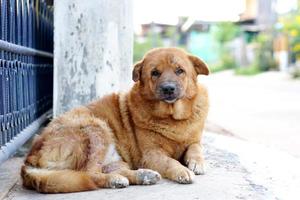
[151,70,161,77]
[175,68,185,75]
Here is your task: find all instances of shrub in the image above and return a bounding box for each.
[235,65,260,75]
[252,33,277,71]
[134,32,163,63]
[210,22,240,73]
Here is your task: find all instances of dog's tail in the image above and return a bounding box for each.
[21,165,98,193]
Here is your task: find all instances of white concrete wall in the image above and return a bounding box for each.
[54,0,133,116]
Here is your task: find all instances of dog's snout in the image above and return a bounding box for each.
[157,81,181,102]
[161,83,176,95]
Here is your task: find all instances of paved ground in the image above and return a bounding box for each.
[1,132,300,200]
[1,71,300,199]
[201,70,300,158]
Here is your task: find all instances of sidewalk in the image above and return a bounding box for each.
[1,132,299,200]
[201,70,300,158]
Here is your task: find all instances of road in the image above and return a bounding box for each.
[201,70,300,158]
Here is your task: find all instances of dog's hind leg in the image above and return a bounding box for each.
[21,165,130,193]
[102,161,161,185]
[83,127,129,189]
[22,122,129,193]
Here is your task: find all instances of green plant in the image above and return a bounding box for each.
[252,33,277,71]
[209,64,227,73]
[213,22,241,44]
[133,39,152,63]
[292,67,300,78]
[279,12,300,61]
[209,54,236,73]
[211,22,240,72]
[220,53,237,69]
[133,32,163,63]
[235,65,261,76]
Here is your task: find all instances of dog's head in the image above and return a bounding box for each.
[132,48,209,103]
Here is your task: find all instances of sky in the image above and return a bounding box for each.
[133,0,298,33]
[133,0,245,25]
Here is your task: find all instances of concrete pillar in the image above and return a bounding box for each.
[53,0,133,116]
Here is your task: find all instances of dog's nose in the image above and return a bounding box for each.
[161,83,176,95]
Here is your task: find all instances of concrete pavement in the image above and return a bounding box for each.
[1,71,300,199]
[1,132,300,200]
[201,70,300,158]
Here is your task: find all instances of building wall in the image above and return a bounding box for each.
[54,0,133,116]
[242,0,258,20]
[257,0,277,29]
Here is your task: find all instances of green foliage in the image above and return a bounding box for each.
[235,65,261,76]
[252,33,277,71]
[164,27,178,39]
[210,54,236,73]
[209,64,227,73]
[133,39,152,63]
[279,13,300,60]
[133,32,163,63]
[234,33,277,76]
[213,22,241,44]
[292,67,300,78]
[278,4,300,78]
[220,53,237,69]
[210,22,240,73]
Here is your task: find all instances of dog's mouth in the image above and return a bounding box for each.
[155,93,180,104]
[163,96,178,104]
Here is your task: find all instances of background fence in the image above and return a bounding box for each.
[0,0,53,160]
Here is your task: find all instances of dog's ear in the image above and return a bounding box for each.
[188,55,209,75]
[132,60,143,82]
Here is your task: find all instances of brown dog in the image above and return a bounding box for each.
[21,47,209,193]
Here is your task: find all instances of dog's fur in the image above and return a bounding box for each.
[21,47,209,193]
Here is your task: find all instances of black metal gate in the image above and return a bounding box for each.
[0,0,53,161]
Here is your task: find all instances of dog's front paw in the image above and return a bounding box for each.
[169,166,195,184]
[186,159,205,175]
[136,169,161,185]
[107,174,129,188]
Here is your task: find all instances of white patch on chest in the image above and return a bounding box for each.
[103,144,122,165]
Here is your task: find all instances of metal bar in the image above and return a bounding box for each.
[0,0,53,163]
[0,109,51,164]
[0,39,53,58]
